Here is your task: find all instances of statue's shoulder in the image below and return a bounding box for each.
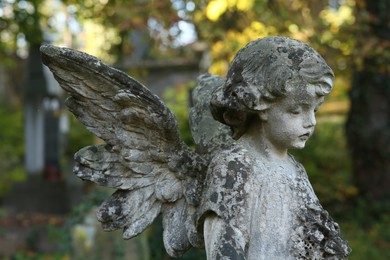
[195,145,253,242]
[206,145,255,209]
[208,145,254,181]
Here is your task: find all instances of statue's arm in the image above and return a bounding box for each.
[204,215,223,260]
[197,147,252,260]
[204,215,247,260]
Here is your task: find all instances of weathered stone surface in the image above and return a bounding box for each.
[40,36,351,259]
[40,44,207,256]
[200,36,350,259]
[189,73,233,159]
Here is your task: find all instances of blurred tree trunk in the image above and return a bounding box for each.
[346,0,390,201]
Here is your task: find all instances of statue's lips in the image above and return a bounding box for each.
[299,133,311,140]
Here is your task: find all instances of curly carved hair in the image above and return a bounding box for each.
[210,36,334,139]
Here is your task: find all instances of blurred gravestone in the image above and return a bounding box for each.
[24,44,46,176]
[3,44,72,214]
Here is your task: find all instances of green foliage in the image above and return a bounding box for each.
[290,119,390,258]
[340,200,390,260]
[0,0,46,63]
[62,0,182,62]
[0,105,26,198]
[4,190,110,259]
[46,189,154,260]
[291,119,357,208]
[46,189,109,253]
[163,81,196,147]
[8,252,68,260]
[64,112,94,157]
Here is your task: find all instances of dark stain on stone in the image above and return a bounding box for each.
[220,242,242,259]
[88,145,98,153]
[210,192,219,203]
[277,46,288,53]
[224,173,235,189]
[97,177,108,186]
[219,226,245,259]
[288,48,305,69]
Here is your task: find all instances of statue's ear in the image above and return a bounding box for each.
[252,97,270,122]
[252,102,268,112]
[246,84,268,111]
[258,109,268,121]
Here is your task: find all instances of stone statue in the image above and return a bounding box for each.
[40,36,351,259]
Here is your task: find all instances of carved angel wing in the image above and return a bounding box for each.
[190,73,234,158]
[40,45,207,256]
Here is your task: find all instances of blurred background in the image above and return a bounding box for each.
[0,0,389,259]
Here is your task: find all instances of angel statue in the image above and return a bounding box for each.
[40,36,351,259]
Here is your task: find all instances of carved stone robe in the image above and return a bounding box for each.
[197,145,350,260]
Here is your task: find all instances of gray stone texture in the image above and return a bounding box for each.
[40,36,351,259]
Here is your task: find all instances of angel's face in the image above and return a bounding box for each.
[260,84,324,152]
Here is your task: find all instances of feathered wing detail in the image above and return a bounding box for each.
[40,45,207,256]
[189,73,234,159]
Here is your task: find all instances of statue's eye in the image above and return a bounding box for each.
[289,108,301,115]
